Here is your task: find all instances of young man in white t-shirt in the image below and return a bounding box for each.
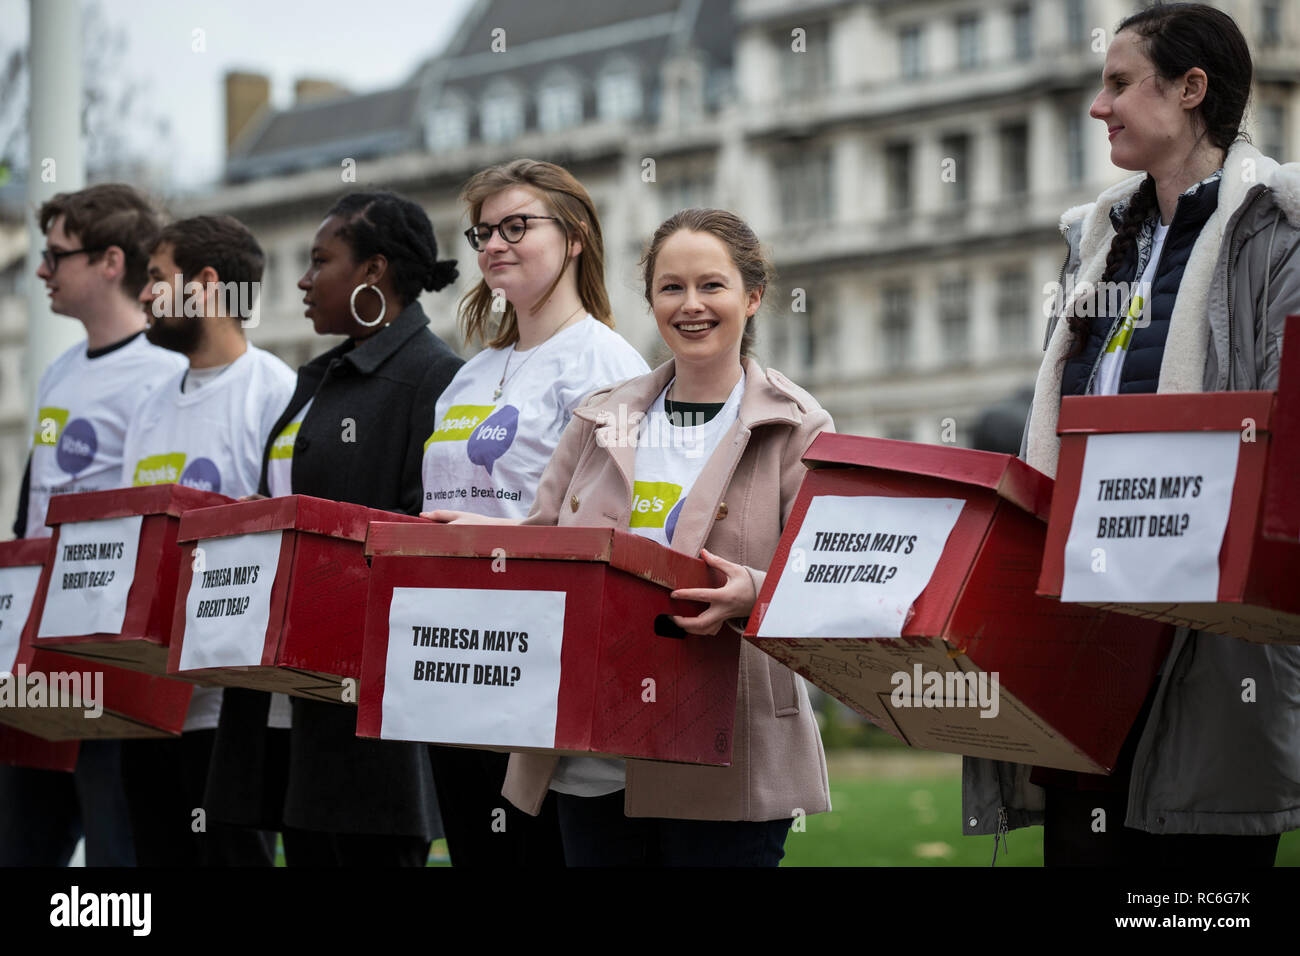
[1,184,186,868]
[120,215,296,866]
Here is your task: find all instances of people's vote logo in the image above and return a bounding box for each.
[427,404,495,449]
[132,452,186,486]
[55,419,97,475]
[665,496,685,543]
[180,457,222,493]
[467,405,518,475]
[630,480,684,532]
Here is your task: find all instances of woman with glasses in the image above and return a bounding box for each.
[419,159,648,866]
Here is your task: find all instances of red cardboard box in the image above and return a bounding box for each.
[746,434,1172,775]
[1038,388,1300,645]
[357,524,738,766]
[27,485,231,673]
[168,495,423,702]
[2,534,191,740]
[0,726,78,772]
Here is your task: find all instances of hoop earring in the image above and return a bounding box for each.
[350,283,387,327]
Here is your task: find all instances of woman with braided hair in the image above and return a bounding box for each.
[206,190,465,866]
[963,1,1300,866]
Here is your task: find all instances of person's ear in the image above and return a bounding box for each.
[1180,67,1208,111]
[568,221,584,261]
[99,245,126,281]
[746,284,763,317]
[364,254,388,286]
[193,265,219,313]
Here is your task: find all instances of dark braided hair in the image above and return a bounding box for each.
[326,190,459,307]
[1067,2,1253,355]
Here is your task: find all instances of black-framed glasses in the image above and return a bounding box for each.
[464,214,560,251]
[41,246,107,274]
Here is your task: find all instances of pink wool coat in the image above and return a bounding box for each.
[502,357,834,821]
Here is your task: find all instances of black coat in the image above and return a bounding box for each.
[206,301,462,838]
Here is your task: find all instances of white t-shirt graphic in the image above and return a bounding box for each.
[1092,221,1169,397]
[122,344,295,732]
[421,317,647,518]
[24,334,186,538]
[265,399,314,500]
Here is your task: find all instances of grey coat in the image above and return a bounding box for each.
[963,144,1300,839]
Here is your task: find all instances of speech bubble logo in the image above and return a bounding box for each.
[55,418,97,475]
[466,404,518,475]
[180,457,222,493]
[665,496,685,543]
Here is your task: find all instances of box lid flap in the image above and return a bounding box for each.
[177,494,423,543]
[1059,391,1274,434]
[0,537,53,569]
[365,523,719,591]
[801,433,1053,522]
[45,485,233,527]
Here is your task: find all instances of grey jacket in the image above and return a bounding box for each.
[963,143,1300,839]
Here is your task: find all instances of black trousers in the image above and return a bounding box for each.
[553,790,793,867]
[1043,785,1281,867]
[427,745,565,868]
[281,827,430,867]
[121,730,276,867]
[0,739,135,867]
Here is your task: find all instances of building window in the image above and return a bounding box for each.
[1261,102,1286,160]
[794,287,836,372]
[1065,0,1087,49]
[899,25,924,79]
[1064,108,1085,185]
[956,15,982,70]
[1260,1,1282,48]
[424,100,468,152]
[1000,122,1029,196]
[940,133,971,204]
[938,276,970,364]
[658,168,714,221]
[1012,4,1034,60]
[881,283,913,368]
[480,84,524,143]
[537,75,583,133]
[774,150,833,226]
[885,142,913,213]
[996,268,1032,352]
[597,62,642,122]
[778,21,831,94]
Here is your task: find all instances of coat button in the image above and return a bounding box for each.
[296,436,311,452]
[570,495,580,513]
[715,502,728,520]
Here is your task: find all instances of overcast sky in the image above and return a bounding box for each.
[1,0,474,189]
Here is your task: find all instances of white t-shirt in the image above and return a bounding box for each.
[24,334,187,538]
[1092,221,1169,397]
[549,377,744,798]
[122,344,296,732]
[421,317,648,518]
[265,399,313,500]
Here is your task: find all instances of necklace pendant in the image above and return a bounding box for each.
[492,386,502,400]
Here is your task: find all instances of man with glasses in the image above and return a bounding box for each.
[1,183,185,867]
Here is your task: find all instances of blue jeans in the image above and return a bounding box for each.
[554,790,792,867]
[0,739,136,867]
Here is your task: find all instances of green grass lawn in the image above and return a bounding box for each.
[780,751,1300,867]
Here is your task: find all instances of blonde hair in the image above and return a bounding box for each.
[458,159,613,348]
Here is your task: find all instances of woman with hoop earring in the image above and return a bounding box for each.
[204,191,464,867]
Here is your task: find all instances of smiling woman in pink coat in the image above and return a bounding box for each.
[502,208,834,866]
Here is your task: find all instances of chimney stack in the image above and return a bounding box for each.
[224,71,271,152]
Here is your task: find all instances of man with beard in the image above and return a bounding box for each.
[2,184,186,868]
[120,214,295,865]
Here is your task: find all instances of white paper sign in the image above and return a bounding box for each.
[757,495,965,639]
[0,565,44,673]
[177,532,283,671]
[381,587,565,748]
[37,515,143,638]
[1061,431,1240,603]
